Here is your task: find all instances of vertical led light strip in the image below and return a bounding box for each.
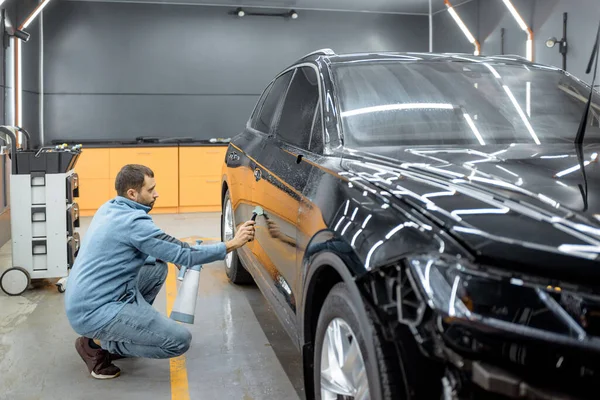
[14,0,53,147]
[15,40,22,143]
[502,0,534,61]
[9,37,16,127]
[429,0,433,52]
[444,0,481,56]
[21,0,52,29]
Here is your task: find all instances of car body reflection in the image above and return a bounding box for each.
[221,51,600,399]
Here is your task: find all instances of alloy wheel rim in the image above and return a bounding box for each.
[224,198,234,269]
[320,318,370,400]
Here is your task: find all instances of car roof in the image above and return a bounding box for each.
[298,50,543,68]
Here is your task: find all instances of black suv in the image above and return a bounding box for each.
[221,49,600,399]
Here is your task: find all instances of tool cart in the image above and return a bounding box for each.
[0,126,82,296]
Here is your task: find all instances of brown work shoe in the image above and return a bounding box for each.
[109,352,127,361]
[75,337,121,379]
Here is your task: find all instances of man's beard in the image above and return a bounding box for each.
[136,197,155,209]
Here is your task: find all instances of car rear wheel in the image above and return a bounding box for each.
[221,189,253,284]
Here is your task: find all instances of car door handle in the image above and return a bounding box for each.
[254,168,262,181]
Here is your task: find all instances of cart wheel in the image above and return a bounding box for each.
[0,267,31,296]
[56,277,68,294]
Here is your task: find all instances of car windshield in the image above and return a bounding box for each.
[333,59,600,147]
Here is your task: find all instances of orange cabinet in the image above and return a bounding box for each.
[77,178,113,212]
[76,148,110,179]
[179,177,221,207]
[109,147,179,209]
[179,147,227,178]
[75,149,111,215]
[74,145,227,215]
[178,146,227,212]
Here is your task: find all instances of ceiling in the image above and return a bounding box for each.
[64,0,455,14]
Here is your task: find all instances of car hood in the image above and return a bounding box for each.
[340,143,600,280]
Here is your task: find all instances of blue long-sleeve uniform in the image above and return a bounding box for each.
[65,196,226,335]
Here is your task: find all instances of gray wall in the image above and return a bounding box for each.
[434,0,600,84]
[5,0,44,147]
[0,8,7,248]
[22,17,41,148]
[440,0,600,84]
[478,0,534,59]
[433,0,479,54]
[43,1,429,144]
[529,0,599,83]
[1,0,46,248]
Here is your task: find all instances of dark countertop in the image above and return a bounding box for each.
[51,139,230,148]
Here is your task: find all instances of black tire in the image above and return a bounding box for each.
[313,282,442,400]
[314,282,402,400]
[221,189,253,284]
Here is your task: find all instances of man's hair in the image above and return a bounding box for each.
[115,164,154,196]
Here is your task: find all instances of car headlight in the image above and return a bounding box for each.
[406,255,600,350]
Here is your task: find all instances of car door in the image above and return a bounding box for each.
[226,72,293,266]
[226,82,271,232]
[252,66,321,341]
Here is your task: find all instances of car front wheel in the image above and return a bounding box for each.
[313,282,441,400]
[314,282,400,400]
[221,189,253,284]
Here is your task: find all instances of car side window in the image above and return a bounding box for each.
[253,71,293,134]
[309,105,323,154]
[274,66,320,150]
[250,82,273,129]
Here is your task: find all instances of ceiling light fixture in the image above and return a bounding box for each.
[501,0,534,61]
[230,7,298,20]
[444,0,480,56]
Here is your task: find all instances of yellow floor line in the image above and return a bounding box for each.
[166,263,191,400]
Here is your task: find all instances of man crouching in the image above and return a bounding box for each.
[65,164,254,379]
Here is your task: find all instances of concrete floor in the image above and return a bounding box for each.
[0,213,304,400]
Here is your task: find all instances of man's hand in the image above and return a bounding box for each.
[226,221,255,253]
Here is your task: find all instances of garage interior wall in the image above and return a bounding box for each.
[480,0,600,84]
[435,0,600,84]
[433,0,479,54]
[0,11,7,249]
[21,17,41,148]
[0,0,44,249]
[41,1,429,145]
